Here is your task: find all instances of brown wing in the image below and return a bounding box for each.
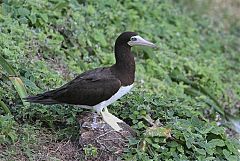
[25,67,121,106]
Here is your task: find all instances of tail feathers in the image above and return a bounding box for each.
[24,94,59,105]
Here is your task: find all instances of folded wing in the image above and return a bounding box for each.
[25,67,121,106]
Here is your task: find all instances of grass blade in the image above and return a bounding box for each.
[9,76,29,106]
[0,99,11,114]
[0,55,17,75]
[0,55,29,106]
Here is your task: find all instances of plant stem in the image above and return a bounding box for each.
[0,99,11,115]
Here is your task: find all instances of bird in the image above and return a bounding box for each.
[25,32,156,131]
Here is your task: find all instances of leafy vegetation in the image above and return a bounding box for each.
[0,0,239,160]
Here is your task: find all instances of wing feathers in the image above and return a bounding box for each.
[24,93,59,105]
[25,67,121,106]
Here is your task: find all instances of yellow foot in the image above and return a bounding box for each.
[101,108,123,131]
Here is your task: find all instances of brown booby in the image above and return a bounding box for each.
[25,32,156,131]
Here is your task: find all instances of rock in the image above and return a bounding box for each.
[78,112,136,161]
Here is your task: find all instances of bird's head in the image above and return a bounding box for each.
[115,32,157,48]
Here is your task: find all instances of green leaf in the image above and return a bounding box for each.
[145,127,171,138]
[39,13,48,22]
[152,143,160,149]
[18,7,30,17]
[128,138,139,146]
[196,148,206,156]
[225,140,239,155]
[167,141,178,147]
[208,139,225,147]
[223,149,231,158]
[7,132,17,142]
[227,155,239,161]
[177,145,184,153]
[28,14,37,24]
[21,77,39,90]
[93,30,107,47]
[145,137,153,144]
[54,1,69,10]
[185,138,192,149]
[86,5,96,15]
[211,126,225,135]
[137,121,145,129]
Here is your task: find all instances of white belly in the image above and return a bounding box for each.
[100,84,133,106]
[78,84,133,112]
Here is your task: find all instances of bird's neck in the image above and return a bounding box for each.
[113,44,135,86]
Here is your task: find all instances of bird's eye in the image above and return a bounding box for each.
[131,37,137,41]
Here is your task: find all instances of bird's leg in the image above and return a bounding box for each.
[91,111,98,129]
[90,105,104,129]
[93,112,97,123]
[100,107,123,131]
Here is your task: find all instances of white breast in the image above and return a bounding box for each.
[93,84,133,113]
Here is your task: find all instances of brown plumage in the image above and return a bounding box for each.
[25,31,156,131]
[25,32,137,106]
